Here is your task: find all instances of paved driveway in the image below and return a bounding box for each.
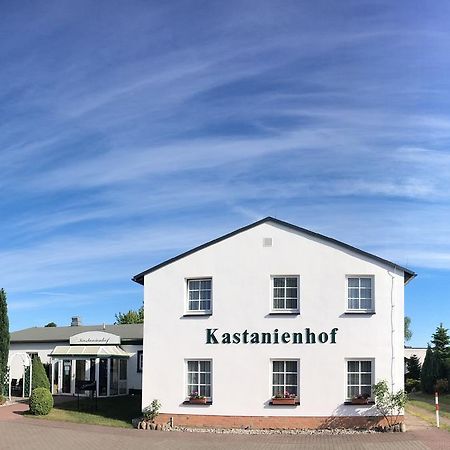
[0,402,448,450]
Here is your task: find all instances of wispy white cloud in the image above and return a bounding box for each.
[1,1,450,335]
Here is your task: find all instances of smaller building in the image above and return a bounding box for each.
[404,347,427,365]
[9,318,143,397]
[404,346,427,376]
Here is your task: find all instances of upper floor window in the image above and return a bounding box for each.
[272,276,299,312]
[347,276,373,312]
[187,278,212,313]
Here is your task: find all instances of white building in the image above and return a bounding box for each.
[8,319,143,398]
[133,217,416,429]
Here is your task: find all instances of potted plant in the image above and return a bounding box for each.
[272,391,297,405]
[351,393,370,405]
[188,392,207,404]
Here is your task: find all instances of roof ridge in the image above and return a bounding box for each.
[132,217,416,285]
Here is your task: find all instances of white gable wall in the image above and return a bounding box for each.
[142,222,405,417]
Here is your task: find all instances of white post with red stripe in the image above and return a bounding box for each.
[435,391,440,428]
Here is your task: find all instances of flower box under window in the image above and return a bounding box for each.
[351,397,369,405]
[271,397,297,405]
[189,397,207,404]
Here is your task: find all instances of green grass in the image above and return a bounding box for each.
[406,404,450,432]
[25,395,141,428]
[408,392,450,421]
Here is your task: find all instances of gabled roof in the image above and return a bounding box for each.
[132,217,416,285]
[10,324,143,343]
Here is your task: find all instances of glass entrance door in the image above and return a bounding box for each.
[99,358,108,396]
[75,360,87,395]
[62,360,72,393]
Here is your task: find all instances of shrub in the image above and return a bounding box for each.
[29,387,53,415]
[0,395,5,405]
[373,380,408,428]
[142,399,161,422]
[405,378,421,393]
[31,357,50,391]
[435,378,449,394]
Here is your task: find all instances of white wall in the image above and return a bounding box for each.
[142,222,406,417]
[122,344,143,390]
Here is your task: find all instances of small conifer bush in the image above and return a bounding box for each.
[29,387,53,415]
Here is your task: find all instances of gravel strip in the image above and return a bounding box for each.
[167,426,377,435]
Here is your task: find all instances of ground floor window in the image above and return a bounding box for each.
[119,359,127,394]
[347,360,373,399]
[137,350,143,373]
[186,360,211,399]
[272,360,299,398]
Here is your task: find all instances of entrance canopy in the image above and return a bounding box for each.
[50,345,131,358]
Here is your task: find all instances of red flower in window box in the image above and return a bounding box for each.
[188,392,207,404]
[272,392,297,405]
[351,393,370,405]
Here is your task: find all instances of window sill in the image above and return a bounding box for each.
[182,400,213,405]
[344,311,375,315]
[344,401,375,406]
[269,400,300,406]
[183,312,212,317]
[268,311,300,316]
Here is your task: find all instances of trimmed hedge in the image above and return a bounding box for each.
[29,387,53,415]
[31,357,50,391]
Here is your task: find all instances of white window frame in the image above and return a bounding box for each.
[186,278,212,314]
[345,275,375,313]
[345,358,374,400]
[270,359,300,399]
[270,275,300,313]
[185,359,212,401]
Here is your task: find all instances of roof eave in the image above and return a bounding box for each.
[132,217,416,286]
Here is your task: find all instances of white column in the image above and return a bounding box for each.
[95,358,100,397]
[51,360,54,395]
[71,360,75,394]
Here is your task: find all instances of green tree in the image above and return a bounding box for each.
[44,322,57,327]
[421,345,440,394]
[404,316,412,342]
[431,323,450,379]
[115,303,144,324]
[406,354,422,380]
[0,289,10,394]
[431,323,450,359]
[31,356,50,391]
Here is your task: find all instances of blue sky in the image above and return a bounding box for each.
[1,1,449,346]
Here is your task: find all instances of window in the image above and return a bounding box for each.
[187,278,212,313]
[272,276,299,312]
[119,359,127,395]
[137,350,143,373]
[347,360,373,399]
[347,277,373,311]
[272,360,299,398]
[186,360,212,399]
